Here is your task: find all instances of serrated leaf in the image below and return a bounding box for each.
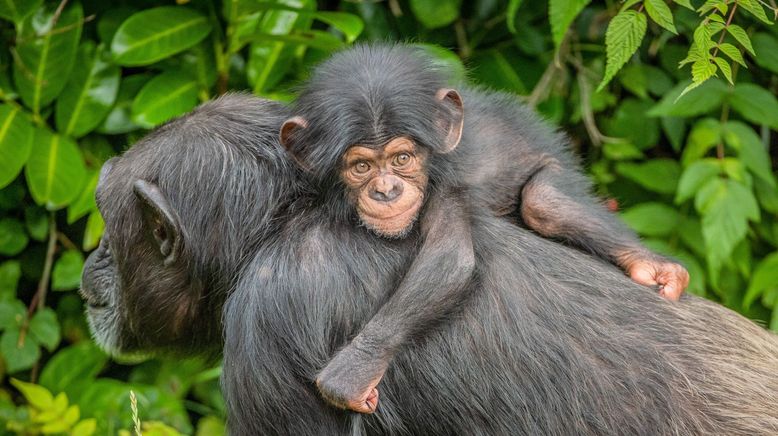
[728,83,778,129]
[55,43,120,138]
[131,71,199,128]
[24,127,86,210]
[52,250,84,291]
[723,121,776,187]
[727,24,755,56]
[2,329,40,372]
[0,218,28,256]
[712,57,732,84]
[648,79,727,117]
[549,0,592,47]
[744,251,778,309]
[620,202,681,237]
[12,3,82,113]
[676,159,721,203]
[0,105,33,189]
[615,159,681,194]
[29,308,59,351]
[752,33,778,73]
[717,42,746,67]
[0,0,41,23]
[645,0,677,34]
[598,10,647,91]
[111,7,212,66]
[691,58,716,83]
[409,0,461,29]
[737,0,773,24]
[507,0,525,33]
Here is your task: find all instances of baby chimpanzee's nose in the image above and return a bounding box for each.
[370,177,404,202]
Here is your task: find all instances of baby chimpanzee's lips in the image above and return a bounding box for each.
[360,196,423,221]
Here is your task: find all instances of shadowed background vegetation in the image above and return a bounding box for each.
[0,0,776,434]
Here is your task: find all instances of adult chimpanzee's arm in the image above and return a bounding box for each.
[520,158,688,300]
[315,189,475,414]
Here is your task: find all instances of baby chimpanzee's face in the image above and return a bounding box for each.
[341,137,429,238]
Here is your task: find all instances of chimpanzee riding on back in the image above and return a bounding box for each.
[279,43,690,413]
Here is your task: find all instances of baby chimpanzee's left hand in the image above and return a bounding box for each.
[626,257,689,301]
[316,341,387,414]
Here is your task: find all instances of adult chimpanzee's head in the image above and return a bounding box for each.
[280,44,464,237]
[80,95,295,357]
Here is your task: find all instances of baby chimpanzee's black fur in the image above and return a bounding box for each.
[281,44,689,412]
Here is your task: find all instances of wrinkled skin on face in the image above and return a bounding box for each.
[341,138,429,238]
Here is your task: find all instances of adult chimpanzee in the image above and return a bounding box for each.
[279,44,689,413]
[81,94,778,436]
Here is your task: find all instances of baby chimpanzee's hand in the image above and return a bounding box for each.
[626,257,689,301]
[316,341,388,414]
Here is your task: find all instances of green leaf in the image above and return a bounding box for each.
[711,57,732,84]
[97,7,136,44]
[315,12,363,43]
[736,0,773,24]
[11,378,53,410]
[72,419,97,436]
[416,44,467,83]
[0,0,41,23]
[648,79,727,117]
[673,0,694,10]
[111,7,212,66]
[83,211,105,251]
[744,252,778,309]
[0,261,21,300]
[644,0,677,34]
[728,83,778,130]
[549,0,592,47]
[24,206,47,241]
[67,170,99,224]
[0,105,33,189]
[722,121,776,187]
[717,42,746,67]
[131,71,199,128]
[409,0,461,29]
[29,308,59,351]
[681,118,721,166]
[0,218,28,256]
[603,142,645,160]
[2,329,40,372]
[695,178,759,272]
[676,159,721,203]
[0,299,25,329]
[196,416,225,436]
[12,3,82,113]
[24,127,86,210]
[507,0,525,33]
[97,74,149,134]
[620,202,681,236]
[40,342,107,395]
[752,33,778,73]
[615,159,681,194]
[55,43,120,138]
[469,49,526,94]
[598,10,648,91]
[726,24,755,56]
[661,116,686,152]
[52,250,85,291]
[604,98,659,149]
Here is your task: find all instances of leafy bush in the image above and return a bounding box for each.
[0,0,776,433]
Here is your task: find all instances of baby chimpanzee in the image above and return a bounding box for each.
[280,44,689,414]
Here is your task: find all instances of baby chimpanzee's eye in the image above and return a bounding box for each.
[393,153,411,166]
[354,161,371,174]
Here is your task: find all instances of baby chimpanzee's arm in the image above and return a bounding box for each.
[520,158,689,300]
[315,189,475,414]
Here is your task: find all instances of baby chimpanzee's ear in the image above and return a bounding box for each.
[279,116,311,170]
[435,88,464,154]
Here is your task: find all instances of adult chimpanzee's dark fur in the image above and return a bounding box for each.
[81,94,778,435]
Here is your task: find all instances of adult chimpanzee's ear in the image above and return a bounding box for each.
[279,116,311,170]
[435,88,464,153]
[133,180,183,266]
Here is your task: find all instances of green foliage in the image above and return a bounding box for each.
[0,0,776,433]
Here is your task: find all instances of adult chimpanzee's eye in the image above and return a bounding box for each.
[394,153,411,166]
[354,162,370,174]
